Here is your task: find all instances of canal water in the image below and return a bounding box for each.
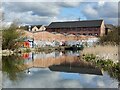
[2,51,119,88]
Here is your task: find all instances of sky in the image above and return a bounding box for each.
[3,68,118,88]
[0,0,119,26]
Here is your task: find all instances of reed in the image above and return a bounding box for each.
[81,45,118,63]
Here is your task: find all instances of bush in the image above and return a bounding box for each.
[2,22,23,50]
[83,54,96,62]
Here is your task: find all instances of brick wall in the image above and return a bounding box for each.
[47,27,101,36]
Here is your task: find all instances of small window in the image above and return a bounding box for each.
[34,29,37,31]
[83,33,86,35]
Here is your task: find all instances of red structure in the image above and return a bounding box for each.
[46,20,105,37]
[24,41,30,48]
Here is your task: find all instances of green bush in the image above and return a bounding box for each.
[83,54,96,62]
[2,22,24,50]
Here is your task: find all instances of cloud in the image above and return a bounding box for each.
[81,2,118,25]
[82,4,99,19]
[2,2,119,25]
[98,2,118,18]
[3,68,118,88]
[58,2,81,8]
[3,2,60,19]
[2,2,81,25]
[98,0,105,6]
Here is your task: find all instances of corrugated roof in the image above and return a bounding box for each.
[48,20,103,28]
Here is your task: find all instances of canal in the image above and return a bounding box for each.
[2,51,119,88]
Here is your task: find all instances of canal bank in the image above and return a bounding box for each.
[2,45,83,56]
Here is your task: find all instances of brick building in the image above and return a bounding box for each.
[47,20,105,37]
[105,24,115,35]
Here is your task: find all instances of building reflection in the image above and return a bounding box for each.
[21,51,102,75]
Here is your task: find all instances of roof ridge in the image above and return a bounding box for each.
[51,19,103,23]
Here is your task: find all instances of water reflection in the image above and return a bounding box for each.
[2,51,119,88]
[20,51,102,76]
[2,55,26,81]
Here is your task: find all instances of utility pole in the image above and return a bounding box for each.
[78,17,81,21]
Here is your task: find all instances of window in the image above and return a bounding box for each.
[83,33,86,35]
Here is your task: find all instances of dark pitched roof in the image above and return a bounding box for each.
[105,24,115,29]
[48,20,103,28]
[31,25,42,28]
[44,26,48,28]
[27,25,42,28]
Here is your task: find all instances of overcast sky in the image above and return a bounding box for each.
[1,0,119,26]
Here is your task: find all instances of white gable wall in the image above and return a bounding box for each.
[32,26,39,32]
[39,25,46,31]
